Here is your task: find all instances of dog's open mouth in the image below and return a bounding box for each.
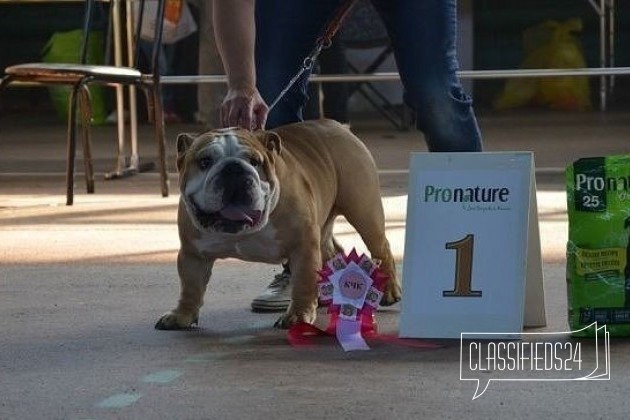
[192,202,263,233]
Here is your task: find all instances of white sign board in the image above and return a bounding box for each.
[399,152,545,339]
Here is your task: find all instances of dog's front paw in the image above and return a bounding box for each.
[381,278,402,306]
[154,311,199,330]
[274,306,316,329]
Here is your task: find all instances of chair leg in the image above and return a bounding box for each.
[79,85,95,194]
[145,89,155,124]
[66,84,81,206]
[150,85,169,197]
[0,75,13,93]
[0,76,15,117]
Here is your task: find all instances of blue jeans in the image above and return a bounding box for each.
[139,40,177,112]
[255,0,482,152]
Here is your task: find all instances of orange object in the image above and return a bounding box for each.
[164,0,183,24]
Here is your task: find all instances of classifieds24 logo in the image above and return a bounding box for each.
[460,322,610,400]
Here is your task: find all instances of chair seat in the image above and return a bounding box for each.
[5,62,143,84]
[0,0,170,206]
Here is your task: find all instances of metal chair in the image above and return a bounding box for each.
[0,0,169,205]
[342,0,413,130]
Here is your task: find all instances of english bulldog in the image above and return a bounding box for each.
[155,119,401,329]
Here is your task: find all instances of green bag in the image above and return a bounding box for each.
[566,155,630,336]
[41,29,108,125]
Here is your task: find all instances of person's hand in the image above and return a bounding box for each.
[220,87,269,130]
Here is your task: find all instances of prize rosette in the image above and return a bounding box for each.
[317,248,388,351]
[287,248,443,352]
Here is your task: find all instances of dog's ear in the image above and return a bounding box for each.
[176,133,198,172]
[176,133,198,157]
[263,131,282,155]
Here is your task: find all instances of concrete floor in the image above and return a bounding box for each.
[1,110,630,419]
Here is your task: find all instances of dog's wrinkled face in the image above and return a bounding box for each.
[177,128,282,235]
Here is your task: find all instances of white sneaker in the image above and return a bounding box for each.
[251,269,291,312]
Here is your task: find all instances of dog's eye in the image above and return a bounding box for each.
[249,156,261,168]
[198,157,213,170]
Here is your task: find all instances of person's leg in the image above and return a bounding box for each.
[302,78,322,121]
[196,0,225,128]
[252,0,342,312]
[318,34,349,124]
[161,43,181,121]
[303,35,350,124]
[255,0,342,129]
[138,39,175,122]
[371,0,482,152]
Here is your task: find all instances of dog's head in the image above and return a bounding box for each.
[176,128,282,235]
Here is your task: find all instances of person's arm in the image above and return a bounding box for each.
[213,0,268,130]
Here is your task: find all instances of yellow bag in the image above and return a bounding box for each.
[494,18,592,111]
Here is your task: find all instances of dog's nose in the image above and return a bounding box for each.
[222,161,245,177]
[220,162,253,205]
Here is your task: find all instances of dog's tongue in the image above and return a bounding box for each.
[219,205,261,225]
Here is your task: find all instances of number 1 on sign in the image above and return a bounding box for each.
[443,234,482,298]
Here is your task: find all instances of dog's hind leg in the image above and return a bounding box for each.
[275,227,321,328]
[320,214,344,263]
[339,201,401,306]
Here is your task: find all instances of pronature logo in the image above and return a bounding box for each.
[423,185,510,203]
[575,173,630,192]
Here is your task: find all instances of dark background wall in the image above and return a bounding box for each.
[1,1,628,116]
[0,3,92,115]
[0,2,199,120]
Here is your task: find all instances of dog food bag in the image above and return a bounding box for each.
[566,155,630,337]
